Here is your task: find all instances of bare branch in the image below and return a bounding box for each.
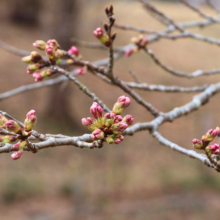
[151,131,213,168]
[125,82,209,93]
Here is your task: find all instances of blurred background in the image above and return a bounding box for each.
[1,0,220,219]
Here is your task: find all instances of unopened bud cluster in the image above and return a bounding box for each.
[93,5,116,47]
[0,110,37,160]
[125,35,149,57]
[22,40,84,81]
[82,96,134,144]
[192,127,220,156]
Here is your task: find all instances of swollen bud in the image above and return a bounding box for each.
[112,96,131,114]
[24,110,37,131]
[4,120,21,134]
[11,151,23,160]
[90,102,103,119]
[33,40,47,50]
[192,139,203,150]
[91,129,105,140]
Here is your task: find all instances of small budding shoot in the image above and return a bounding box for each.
[125,35,149,57]
[82,96,134,145]
[0,110,37,160]
[93,4,116,47]
[192,127,220,156]
[22,39,82,81]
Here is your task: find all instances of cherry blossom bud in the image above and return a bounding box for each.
[45,46,54,55]
[47,39,60,50]
[112,122,128,134]
[112,96,131,114]
[206,143,220,155]
[26,63,41,74]
[22,55,32,63]
[122,115,134,125]
[68,46,79,56]
[77,67,86,75]
[209,142,219,151]
[0,113,8,127]
[104,113,116,127]
[93,28,110,46]
[13,141,27,150]
[125,49,135,57]
[24,110,37,131]
[115,115,123,123]
[192,139,203,150]
[4,120,21,134]
[140,38,149,47]
[55,49,66,58]
[91,129,105,140]
[33,40,47,50]
[33,71,43,82]
[0,135,17,143]
[33,69,53,82]
[114,134,124,144]
[81,117,96,131]
[93,27,104,38]
[205,129,218,142]
[90,102,103,119]
[11,151,23,160]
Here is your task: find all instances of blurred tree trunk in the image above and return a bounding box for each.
[9,0,41,26]
[45,0,81,130]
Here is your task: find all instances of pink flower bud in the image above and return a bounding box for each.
[115,115,123,123]
[208,129,218,137]
[125,49,134,57]
[140,38,149,47]
[33,71,43,82]
[68,46,79,56]
[118,96,131,107]
[13,141,27,151]
[24,110,37,131]
[4,120,21,134]
[77,67,86,75]
[112,122,128,134]
[27,63,41,74]
[11,151,23,160]
[214,149,220,155]
[114,139,121,144]
[47,39,60,50]
[192,139,203,150]
[90,102,103,119]
[45,46,54,55]
[22,55,32,63]
[82,117,94,127]
[33,40,47,50]
[122,115,134,125]
[55,49,65,58]
[91,129,105,140]
[112,96,131,114]
[93,27,104,38]
[104,113,116,127]
[209,142,219,151]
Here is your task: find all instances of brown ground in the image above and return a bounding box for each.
[1,1,220,220]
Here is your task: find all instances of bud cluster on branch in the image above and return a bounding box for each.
[0,110,37,160]
[82,96,133,144]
